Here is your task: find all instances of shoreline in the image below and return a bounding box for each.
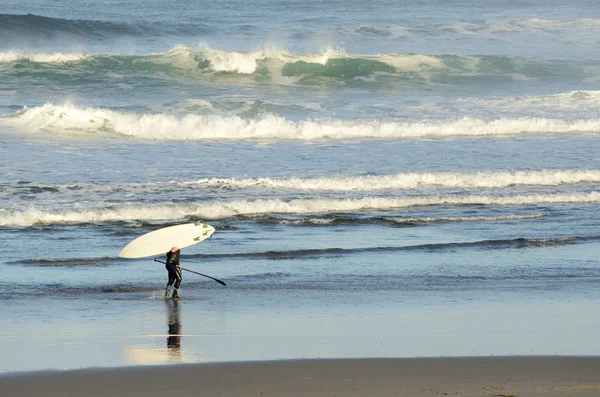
[2,356,599,397]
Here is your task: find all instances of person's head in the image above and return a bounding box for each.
[171,246,179,253]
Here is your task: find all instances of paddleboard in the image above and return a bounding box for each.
[119,221,215,258]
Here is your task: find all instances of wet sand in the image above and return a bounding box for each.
[2,357,599,397]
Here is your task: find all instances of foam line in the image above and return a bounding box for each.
[190,170,600,190]
[5,104,600,140]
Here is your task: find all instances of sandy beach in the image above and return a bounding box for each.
[2,357,599,397]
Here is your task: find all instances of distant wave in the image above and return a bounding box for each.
[4,103,600,140]
[0,13,211,38]
[0,45,444,77]
[1,45,598,82]
[3,14,599,43]
[1,192,598,226]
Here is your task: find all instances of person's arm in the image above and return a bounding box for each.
[175,250,182,268]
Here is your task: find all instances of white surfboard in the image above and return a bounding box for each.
[118,221,215,258]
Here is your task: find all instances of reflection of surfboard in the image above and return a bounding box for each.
[118,222,215,258]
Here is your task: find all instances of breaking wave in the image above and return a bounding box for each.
[1,44,598,83]
[1,192,598,226]
[4,103,600,140]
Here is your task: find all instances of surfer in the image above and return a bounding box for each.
[165,246,183,300]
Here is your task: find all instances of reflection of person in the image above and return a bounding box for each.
[166,300,181,361]
[165,246,182,300]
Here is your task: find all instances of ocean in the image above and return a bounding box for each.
[1,0,600,373]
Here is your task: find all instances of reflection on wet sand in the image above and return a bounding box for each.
[123,300,186,365]
[166,300,181,361]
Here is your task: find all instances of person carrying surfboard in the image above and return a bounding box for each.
[165,246,183,300]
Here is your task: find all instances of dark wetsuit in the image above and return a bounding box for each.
[165,250,182,298]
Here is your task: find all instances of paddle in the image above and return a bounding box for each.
[154,259,227,286]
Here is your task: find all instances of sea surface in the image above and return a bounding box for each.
[1,0,600,373]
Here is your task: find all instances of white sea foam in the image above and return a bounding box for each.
[182,99,214,110]
[149,45,201,70]
[2,192,599,226]
[284,47,346,65]
[189,170,600,190]
[0,51,89,63]
[195,44,268,74]
[279,213,548,225]
[193,45,359,75]
[5,103,600,140]
[377,54,445,71]
[159,43,299,75]
[280,218,336,225]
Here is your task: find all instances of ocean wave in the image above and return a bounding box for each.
[4,103,600,140]
[1,192,598,226]
[0,45,437,77]
[175,45,595,81]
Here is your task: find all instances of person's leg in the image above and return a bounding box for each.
[172,268,182,298]
[165,267,176,298]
